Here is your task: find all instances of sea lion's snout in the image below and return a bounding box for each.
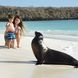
[35,31,43,39]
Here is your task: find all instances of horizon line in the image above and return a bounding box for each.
[0,5,78,8]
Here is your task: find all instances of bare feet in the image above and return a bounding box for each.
[17,46,20,48]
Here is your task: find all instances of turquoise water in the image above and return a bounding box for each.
[0,20,78,37]
[25,20,78,31]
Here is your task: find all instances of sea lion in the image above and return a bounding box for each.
[31,31,78,68]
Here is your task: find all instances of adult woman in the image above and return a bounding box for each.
[13,15,24,48]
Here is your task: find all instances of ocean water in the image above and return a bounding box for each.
[0,20,78,38]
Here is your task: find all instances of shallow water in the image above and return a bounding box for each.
[1,20,78,41]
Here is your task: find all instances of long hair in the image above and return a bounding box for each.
[13,15,24,33]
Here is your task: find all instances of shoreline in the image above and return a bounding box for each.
[1,33,78,42]
[0,33,78,55]
[26,34,78,42]
[0,18,78,22]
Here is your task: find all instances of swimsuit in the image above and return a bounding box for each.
[5,32,16,40]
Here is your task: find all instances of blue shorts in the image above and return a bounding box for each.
[5,32,16,40]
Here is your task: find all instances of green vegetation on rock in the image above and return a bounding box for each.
[0,6,78,21]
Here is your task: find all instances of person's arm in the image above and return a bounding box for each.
[5,23,10,32]
[18,27,22,35]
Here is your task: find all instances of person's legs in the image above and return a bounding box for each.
[16,34,20,48]
[16,30,21,48]
[11,39,15,48]
[4,35,8,46]
[5,40,8,46]
[7,40,12,49]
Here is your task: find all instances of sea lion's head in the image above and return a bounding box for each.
[35,31,43,41]
[35,31,48,53]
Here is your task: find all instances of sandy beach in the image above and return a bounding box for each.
[0,34,78,78]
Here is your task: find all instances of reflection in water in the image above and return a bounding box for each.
[32,65,78,78]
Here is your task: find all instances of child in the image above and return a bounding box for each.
[4,14,16,48]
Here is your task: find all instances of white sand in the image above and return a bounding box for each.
[0,34,78,78]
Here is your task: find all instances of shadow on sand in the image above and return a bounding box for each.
[0,45,7,49]
[0,61,36,64]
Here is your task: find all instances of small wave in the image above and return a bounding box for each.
[23,30,78,37]
[23,30,78,41]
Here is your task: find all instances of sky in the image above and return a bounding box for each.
[0,0,78,7]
